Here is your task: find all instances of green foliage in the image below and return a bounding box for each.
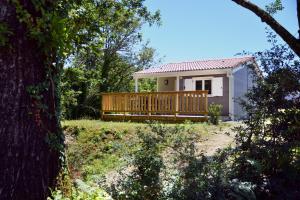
[26,82,50,101]
[0,22,12,47]
[60,67,93,119]
[60,0,161,119]
[107,122,257,200]
[232,32,300,199]
[109,123,169,200]
[265,0,284,15]
[169,148,257,200]
[62,120,239,200]
[62,122,139,182]
[208,103,223,125]
[138,78,157,92]
[49,180,111,200]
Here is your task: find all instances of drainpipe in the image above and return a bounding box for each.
[135,78,138,92]
[228,71,235,121]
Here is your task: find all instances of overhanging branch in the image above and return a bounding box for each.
[231,0,300,57]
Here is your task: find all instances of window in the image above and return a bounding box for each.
[195,80,202,90]
[204,80,212,94]
[188,77,223,96]
[195,79,212,95]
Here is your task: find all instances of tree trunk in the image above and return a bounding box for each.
[100,50,112,93]
[0,1,62,199]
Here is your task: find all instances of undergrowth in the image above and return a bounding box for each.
[52,120,232,199]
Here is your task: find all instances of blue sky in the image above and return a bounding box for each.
[142,0,298,64]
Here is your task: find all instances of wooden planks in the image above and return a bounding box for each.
[101,90,208,121]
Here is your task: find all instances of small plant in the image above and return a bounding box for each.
[208,103,223,125]
[49,180,112,200]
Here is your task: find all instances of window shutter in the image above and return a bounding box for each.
[212,77,223,96]
[184,79,194,91]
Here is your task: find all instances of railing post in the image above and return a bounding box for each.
[175,93,179,117]
[205,91,208,117]
[124,94,127,118]
[100,94,104,120]
[148,94,151,118]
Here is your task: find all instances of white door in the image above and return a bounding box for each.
[184,79,194,91]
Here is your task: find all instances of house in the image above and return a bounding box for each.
[132,56,258,120]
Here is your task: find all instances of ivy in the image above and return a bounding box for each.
[45,131,65,153]
[10,0,71,66]
[26,82,50,101]
[0,22,12,47]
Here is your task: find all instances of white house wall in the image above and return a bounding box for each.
[157,77,176,91]
[233,65,255,120]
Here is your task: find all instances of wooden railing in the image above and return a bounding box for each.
[101,91,208,118]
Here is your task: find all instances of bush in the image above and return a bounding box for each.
[108,122,258,200]
[49,180,112,200]
[231,32,300,199]
[109,123,168,200]
[208,103,223,125]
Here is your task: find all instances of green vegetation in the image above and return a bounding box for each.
[2,0,299,199]
[0,22,12,46]
[60,0,161,120]
[55,120,232,199]
[62,120,229,181]
[50,182,111,200]
[108,122,255,200]
[232,32,300,199]
[56,31,300,199]
[208,103,223,125]
[63,120,135,181]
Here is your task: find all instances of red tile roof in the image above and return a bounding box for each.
[135,56,254,75]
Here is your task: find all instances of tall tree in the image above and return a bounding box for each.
[98,2,160,92]
[69,0,160,93]
[60,0,160,119]
[0,0,159,197]
[231,0,300,57]
[0,0,67,199]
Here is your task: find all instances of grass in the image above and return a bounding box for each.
[62,120,234,182]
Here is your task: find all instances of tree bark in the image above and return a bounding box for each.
[0,1,62,199]
[231,0,300,57]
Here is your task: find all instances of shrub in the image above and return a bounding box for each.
[49,180,112,200]
[109,123,167,200]
[208,103,223,125]
[107,122,259,200]
[231,32,300,199]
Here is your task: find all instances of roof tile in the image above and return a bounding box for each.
[135,56,254,75]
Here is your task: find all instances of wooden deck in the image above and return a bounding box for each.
[101,91,208,122]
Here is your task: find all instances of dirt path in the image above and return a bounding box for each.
[196,123,237,156]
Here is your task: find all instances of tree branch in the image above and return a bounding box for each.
[297,0,300,39]
[232,0,300,57]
